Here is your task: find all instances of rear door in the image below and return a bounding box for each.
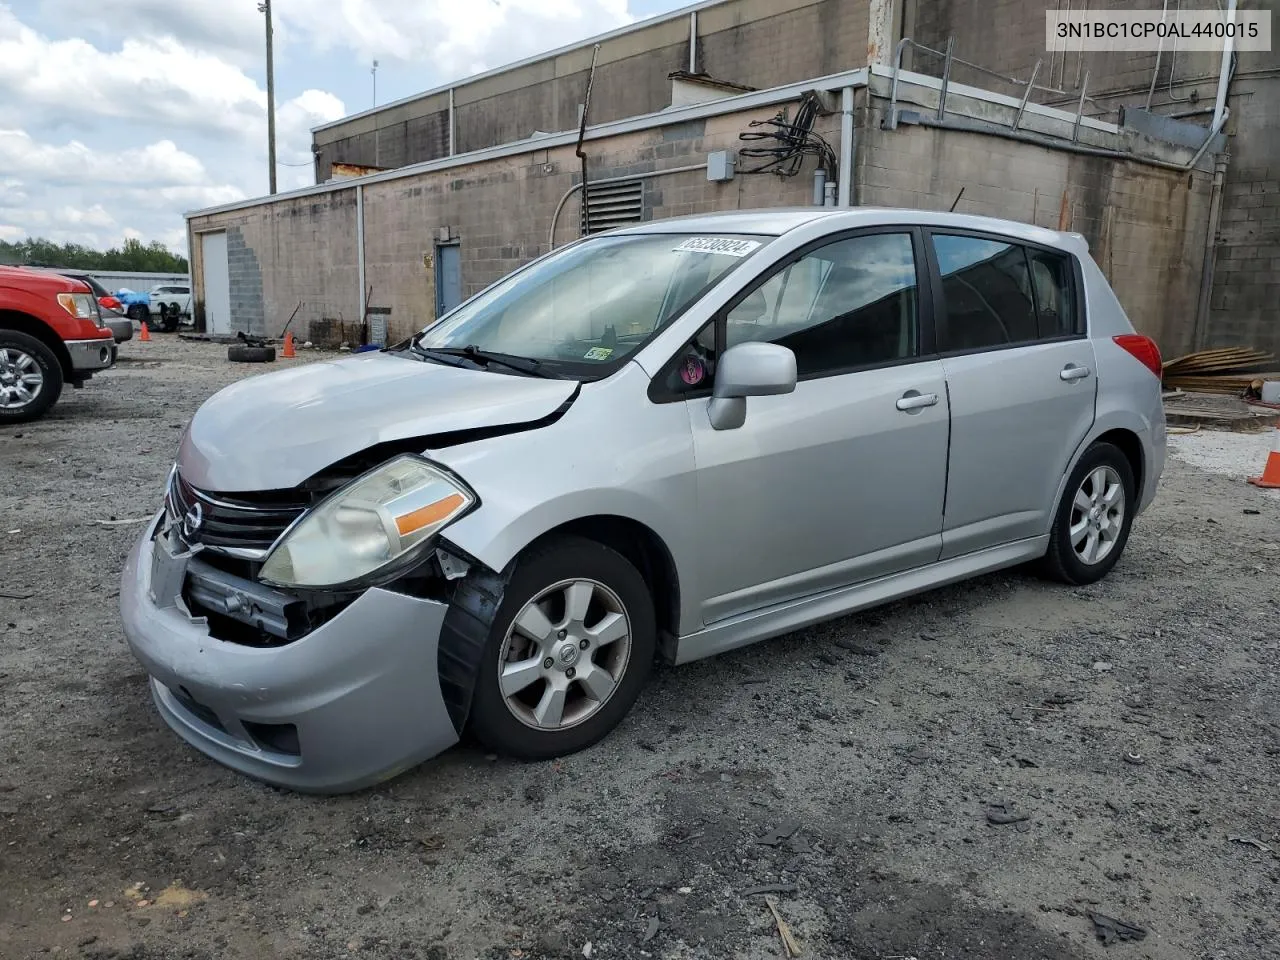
[925,230,1096,559]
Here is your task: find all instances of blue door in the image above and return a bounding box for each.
[435,243,462,317]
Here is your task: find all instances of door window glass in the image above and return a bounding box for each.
[932,235,1038,351]
[725,233,919,377]
[1026,248,1077,338]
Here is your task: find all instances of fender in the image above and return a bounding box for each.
[1047,407,1158,537]
[431,363,705,634]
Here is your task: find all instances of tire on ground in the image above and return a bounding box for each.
[0,330,64,424]
[227,345,276,363]
[1039,440,1136,586]
[466,535,656,760]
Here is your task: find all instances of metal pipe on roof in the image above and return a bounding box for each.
[356,184,366,326]
[448,88,456,156]
[689,11,697,74]
[838,85,855,206]
[1145,0,1171,110]
[1211,0,1237,135]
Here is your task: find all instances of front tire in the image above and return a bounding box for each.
[1040,441,1136,585]
[468,536,656,760]
[0,331,63,424]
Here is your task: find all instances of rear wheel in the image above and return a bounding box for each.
[126,304,148,322]
[1040,441,1135,585]
[468,537,656,760]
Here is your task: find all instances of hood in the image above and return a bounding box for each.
[177,351,578,491]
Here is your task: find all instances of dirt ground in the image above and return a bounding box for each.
[2,335,1277,960]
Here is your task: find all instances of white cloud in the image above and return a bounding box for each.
[0,224,25,242]
[275,0,633,75]
[0,131,209,186]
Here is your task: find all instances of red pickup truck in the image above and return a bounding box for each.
[0,266,117,423]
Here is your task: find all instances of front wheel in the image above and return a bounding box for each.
[1040,441,1136,585]
[468,537,656,760]
[0,331,63,424]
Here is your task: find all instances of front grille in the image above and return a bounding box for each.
[166,470,309,552]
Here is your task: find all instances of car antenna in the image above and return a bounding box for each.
[949,187,965,212]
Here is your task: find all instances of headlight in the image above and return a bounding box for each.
[57,293,99,320]
[259,455,476,589]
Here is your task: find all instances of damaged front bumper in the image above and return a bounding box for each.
[119,514,461,793]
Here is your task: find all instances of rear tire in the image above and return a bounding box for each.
[468,536,656,760]
[0,331,63,424]
[1040,441,1135,585]
[126,304,148,322]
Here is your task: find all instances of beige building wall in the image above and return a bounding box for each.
[857,91,1214,356]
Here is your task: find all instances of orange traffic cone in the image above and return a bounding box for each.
[1248,426,1280,489]
[139,321,151,342]
[282,331,296,358]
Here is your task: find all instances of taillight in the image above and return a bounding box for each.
[99,295,122,311]
[1113,334,1162,379]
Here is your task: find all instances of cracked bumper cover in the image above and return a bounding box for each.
[119,514,460,793]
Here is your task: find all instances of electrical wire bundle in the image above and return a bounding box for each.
[737,92,837,178]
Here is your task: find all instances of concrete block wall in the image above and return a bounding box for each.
[314,0,868,178]
[1207,72,1280,353]
[358,101,829,344]
[188,190,361,342]
[857,95,1214,356]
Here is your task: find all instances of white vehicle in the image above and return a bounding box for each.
[148,284,192,331]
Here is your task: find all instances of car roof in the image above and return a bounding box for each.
[611,207,1087,254]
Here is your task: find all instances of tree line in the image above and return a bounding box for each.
[0,237,189,273]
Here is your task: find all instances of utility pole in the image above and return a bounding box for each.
[259,0,277,194]
[371,60,379,107]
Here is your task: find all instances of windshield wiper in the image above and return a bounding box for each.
[428,345,562,379]
[407,341,475,369]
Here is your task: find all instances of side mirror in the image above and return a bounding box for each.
[708,342,797,430]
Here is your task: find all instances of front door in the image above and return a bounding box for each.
[924,230,1098,558]
[678,230,950,625]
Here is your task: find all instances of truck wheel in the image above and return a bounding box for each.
[228,345,276,363]
[126,304,148,322]
[0,331,63,424]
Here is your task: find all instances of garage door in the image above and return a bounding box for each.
[201,232,230,335]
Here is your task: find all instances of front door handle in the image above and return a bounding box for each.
[1060,363,1092,382]
[896,391,939,412]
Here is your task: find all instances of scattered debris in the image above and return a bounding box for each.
[0,591,33,600]
[152,883,207,910]
[740,883,799,897]
[1123,752,1146,766]
[764,896,802,957]
[1088,911,1148,945]
[1093,661,1112,672]
[89,517,149,526]
[1013,755,1039,769]
[1227,835,1274,855]
[642,915,660,943]
[1243,508,1261,515]
[1161,347,1278,397]
[986,802,1030,826]
[582,941,593,958]
[1043,692,1082,706]
[756,820,802,847]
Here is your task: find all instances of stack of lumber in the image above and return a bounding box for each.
[1161,347,1280,397]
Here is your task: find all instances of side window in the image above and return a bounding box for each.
[724,233,919,377]
[1026,248,1077,338]
[932,234,1038,351]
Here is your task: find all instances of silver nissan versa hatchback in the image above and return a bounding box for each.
[120,208,1166,792]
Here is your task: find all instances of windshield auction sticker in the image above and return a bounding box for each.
[674,237,762,257]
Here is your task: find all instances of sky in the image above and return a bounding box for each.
[0,0,691,254]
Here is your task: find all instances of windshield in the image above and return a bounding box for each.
[413,232,764,377]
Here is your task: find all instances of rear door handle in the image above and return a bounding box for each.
[896,391,939,412]
[1060,363,1092,382]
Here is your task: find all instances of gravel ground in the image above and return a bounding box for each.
[2,336,1278,960]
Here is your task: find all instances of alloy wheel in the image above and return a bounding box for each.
[497,578,632,731]
[0,347,44,410]
[1069,465,1125,565]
